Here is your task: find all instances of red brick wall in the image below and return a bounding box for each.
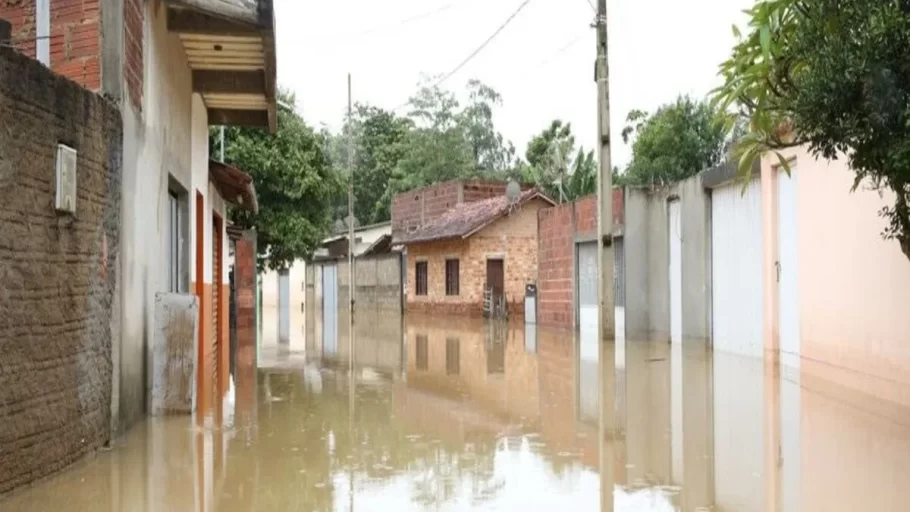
[538,202,574,327]
[536,190,624,329]
[123,0,142,111]
[0,0,143,108]
[0,0,102,90]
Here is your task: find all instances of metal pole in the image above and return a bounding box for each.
[347,73,356,329]
[595,0,616,510]
[219,126,225,162]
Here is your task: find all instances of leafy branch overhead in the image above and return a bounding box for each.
[213,90,345,271]
[712,0,910,259]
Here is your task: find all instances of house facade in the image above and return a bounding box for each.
[400,189,555,317]
[0,0,275,492]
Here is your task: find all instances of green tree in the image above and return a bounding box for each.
[392,79,474,192]
[522,120,597,202]
[214,90,344,270]
[460,79,518,175]
[621,95,727,186]
[341,105,411,225]
[712,0,910,259]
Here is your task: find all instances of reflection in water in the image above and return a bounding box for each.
[3,308,910,511]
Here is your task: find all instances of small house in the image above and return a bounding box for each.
[399,189,555,317]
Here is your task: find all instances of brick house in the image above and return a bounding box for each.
[399,188,555,317]
[0,0,276,490]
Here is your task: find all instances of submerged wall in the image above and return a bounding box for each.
[0,46,122,493]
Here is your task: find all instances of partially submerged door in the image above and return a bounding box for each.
[486,259,504,312]
[669,201,683,344]
[322,264,338,355]
[576,241,598,423]
[577,242,598,334]
[711,179,763,357]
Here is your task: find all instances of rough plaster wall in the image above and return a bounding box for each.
[646,190,671,342]
[118,2,196,430]
[151,293,198,414]
[0,47,122,494]
[678,176,712,344]
[623,188,651,340]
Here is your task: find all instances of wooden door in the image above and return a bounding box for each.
[486,259,504,299]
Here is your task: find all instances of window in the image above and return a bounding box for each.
[445,259,460,296]
[167,190,183,293]
[415,261,428,296]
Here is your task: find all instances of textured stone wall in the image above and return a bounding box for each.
[0,46,121,494]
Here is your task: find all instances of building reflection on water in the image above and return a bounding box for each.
[3,307,910,511]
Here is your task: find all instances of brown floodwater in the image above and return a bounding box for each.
[3,308,910,511]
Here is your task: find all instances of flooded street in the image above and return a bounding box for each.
[3,308,910,511]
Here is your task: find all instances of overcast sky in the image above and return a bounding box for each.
[275,0,751,168]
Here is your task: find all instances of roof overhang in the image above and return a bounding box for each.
[209,160,259,213]
[166,0,277,133]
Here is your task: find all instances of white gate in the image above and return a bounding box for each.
[322,264,338,355]
[669,201,682,344]
[778,168,801,374]
[278,269,290,344]
[576,242,599,422]
[711,179,764,357]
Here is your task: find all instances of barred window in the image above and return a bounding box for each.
[445,259,460,296]
[416,261,428,296]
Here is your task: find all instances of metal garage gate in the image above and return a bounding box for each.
[614,237,625,307]
[576,242,598,333]
[711,179,763,357]
[322,264,338,355]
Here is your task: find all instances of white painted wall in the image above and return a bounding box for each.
[116,3,226,429]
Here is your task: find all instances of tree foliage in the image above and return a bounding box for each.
[620,95,728,186]
[519,120,597,202]
[713,0,910,259]
[214,90,344,271]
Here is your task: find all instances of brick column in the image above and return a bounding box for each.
[230,229,257,420]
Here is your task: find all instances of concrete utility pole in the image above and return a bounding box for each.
[347,74,356,319]
[595,0,615,341]
[595,1,616,511]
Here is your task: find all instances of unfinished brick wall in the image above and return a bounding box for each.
[391,179,533,242]
[0,0,102,90]
[537,191,623,329]
[123,0,142,111]
[0,46,122,494]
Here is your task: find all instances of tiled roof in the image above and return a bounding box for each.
[398,189,554,244]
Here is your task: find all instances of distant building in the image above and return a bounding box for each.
[398,188,555,317]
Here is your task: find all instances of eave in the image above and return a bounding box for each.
[166,0,277,133]
[209,160,259,213]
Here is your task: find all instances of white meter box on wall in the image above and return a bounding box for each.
[55,144,77,214]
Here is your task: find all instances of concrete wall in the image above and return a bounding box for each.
[760,147,910,408]
[310,253,402,314]
[623,176,711,343]
[0,46,122,493]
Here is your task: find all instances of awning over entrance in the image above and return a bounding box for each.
[166,0,277,132]
[210,160,259,213]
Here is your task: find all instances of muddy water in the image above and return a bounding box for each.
[3,309,910,511]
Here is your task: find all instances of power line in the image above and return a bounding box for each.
[392,0,533,112]
[349,1,458,40]
[433,0,532,88]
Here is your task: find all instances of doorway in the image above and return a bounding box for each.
[485,258,505,315]
[212,213,223,396]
